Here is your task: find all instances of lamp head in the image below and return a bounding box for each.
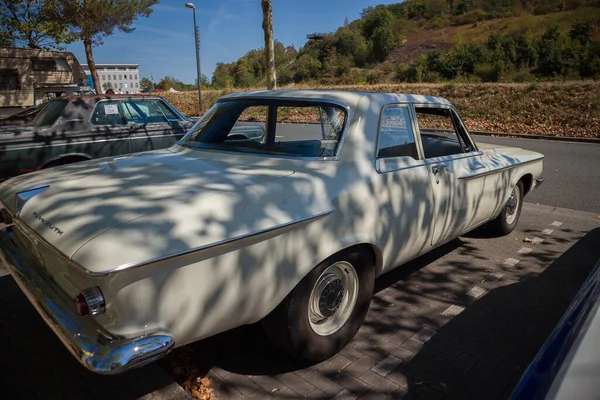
[185,3,195,9]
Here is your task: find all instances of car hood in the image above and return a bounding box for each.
[0,149,332,274]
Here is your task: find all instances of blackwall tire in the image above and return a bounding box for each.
[263,248,375,362]
[489,181,524,236]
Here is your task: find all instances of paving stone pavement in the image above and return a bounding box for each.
[0,234,191,399]
[166,203,600,399]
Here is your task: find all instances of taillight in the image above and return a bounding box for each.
[74,287,106,316]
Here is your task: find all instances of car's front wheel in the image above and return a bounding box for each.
[489,181,524,235]
[263,248,374,362]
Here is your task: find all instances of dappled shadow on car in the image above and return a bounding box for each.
[160,239,464,383]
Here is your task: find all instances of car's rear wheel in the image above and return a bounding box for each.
[263,248,374,362]
[489,181,524,235]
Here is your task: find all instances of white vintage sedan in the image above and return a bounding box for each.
[0,90,544,374]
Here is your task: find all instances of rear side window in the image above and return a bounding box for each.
[377,106,418,159]
[180,101,347,158]
[130,100,169,123]
[91,101,125,125]
[416,107,471,158]
[32,100,68,127]
[274,105,345,157]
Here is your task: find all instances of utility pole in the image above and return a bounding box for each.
[185,2,203,112]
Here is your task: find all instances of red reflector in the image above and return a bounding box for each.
[75,294,90,316]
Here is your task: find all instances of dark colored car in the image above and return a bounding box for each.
[0,103,46,127]
[0,94,195,181]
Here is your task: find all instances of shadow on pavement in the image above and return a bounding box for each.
[0,276,180,400]
[395,227,600,399]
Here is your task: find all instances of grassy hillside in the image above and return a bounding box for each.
[208,1,600,88]
[162,81,600,138]
[389,7,600,65]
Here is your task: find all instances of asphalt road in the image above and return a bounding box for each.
[472,135,600,214]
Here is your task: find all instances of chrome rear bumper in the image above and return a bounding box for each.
[535,177,545,188]
[0,226,174,374]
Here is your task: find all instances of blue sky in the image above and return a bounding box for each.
[66,0,398,83]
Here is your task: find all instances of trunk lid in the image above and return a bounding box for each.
[0,150,297,263]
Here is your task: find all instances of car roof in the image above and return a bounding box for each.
[220,90,452,107]
[61,94,163,101]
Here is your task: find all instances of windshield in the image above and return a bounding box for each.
[31,100,69,127]
[179,100,347,158]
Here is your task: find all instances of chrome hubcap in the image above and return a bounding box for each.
[309,261,359,336]
[505,185,520,224]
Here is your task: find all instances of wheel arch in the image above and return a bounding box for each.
[519,173,534,196]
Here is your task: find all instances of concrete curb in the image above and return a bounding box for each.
[471,131,600,144]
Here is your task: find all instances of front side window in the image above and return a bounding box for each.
[180,100,347,158]
[377,105,418,159]
[91,101,125,125]
[32,100,68,126]
[416,107,472,158]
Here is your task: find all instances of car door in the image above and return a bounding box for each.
[415,105,490,247]
[87,100,133,158]
[125,99,179,152]
[375,104,436,271]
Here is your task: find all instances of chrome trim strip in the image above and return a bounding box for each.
[0,227,174,374]
[457,157,545,180]
[170,144,341,162]
[97,208,335,276]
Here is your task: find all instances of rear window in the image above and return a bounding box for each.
[180,100,346,158]
[32,100,68,127]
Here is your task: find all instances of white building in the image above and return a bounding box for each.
[82,63,140,94]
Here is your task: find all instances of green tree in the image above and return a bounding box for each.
[293,53,322,82]
[102,81,114,91]
[234,59,256,87]
[48,0,157,98]
[372,26,395,62]
[212,62,235,88]
[139,77,154,91]
[570,20,591,45]
[362,6,394,37]
[0,0,76,49]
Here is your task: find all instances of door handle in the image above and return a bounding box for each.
[432,165,447,175]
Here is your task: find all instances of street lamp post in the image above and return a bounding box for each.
[185,2,202,113]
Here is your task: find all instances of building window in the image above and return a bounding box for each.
[54,58,71,72]
[134,74,138,80]
[113,74,116,80]
[31,58,57,71]
[135,82,138,88]
[101,75,105,80]
[119,83,123,88]
[124,83,128,88]
[0,69,20,90]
